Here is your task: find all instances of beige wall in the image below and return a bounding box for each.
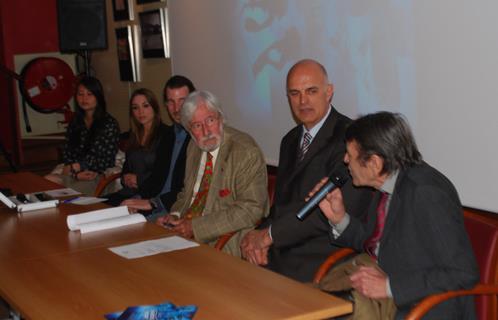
[92,0,173,133]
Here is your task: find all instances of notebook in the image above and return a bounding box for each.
[0,191,59,213]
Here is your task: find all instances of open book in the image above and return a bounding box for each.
[0,191,59,213]
[67,206,146,234]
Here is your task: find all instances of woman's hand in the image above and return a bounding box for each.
[63,163,82,176]
[71,163,82,173]
[122,173,138,189]
[62,165,72,175]
[75,170,98,181]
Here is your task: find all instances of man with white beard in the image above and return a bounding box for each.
[156,90,269,258]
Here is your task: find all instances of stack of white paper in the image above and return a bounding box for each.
[67,206,146,234]
[44,188,81,198]
[0,192,59,213]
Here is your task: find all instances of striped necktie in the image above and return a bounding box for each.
[185,152,213,219]
[298,132,312,161]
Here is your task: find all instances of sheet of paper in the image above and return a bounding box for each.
[108,236,199,259]
[44,188,81,198]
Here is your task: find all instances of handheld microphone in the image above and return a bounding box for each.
[296,172,349,220]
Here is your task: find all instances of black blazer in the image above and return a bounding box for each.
[335,163,479,319]
[260,106,372,282]
[139,124,190,211]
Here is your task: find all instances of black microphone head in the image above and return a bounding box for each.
[329,170,349,187]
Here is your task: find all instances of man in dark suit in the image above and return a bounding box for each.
[240,59,371,282]
[123,75,195,216]
[316,112,479,319]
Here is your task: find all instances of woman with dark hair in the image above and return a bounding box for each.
[45,76,120,194]
[105,88,168,206]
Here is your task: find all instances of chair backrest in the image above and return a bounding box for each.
[94,133,130,197]
[463,209,498,319]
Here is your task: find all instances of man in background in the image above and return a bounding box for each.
[241,59,371,282]
[123,75,194,217]
[157,90,269,257]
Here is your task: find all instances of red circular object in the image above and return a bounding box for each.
[20,57,76,113]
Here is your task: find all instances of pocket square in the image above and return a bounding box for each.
[219,189,231,197]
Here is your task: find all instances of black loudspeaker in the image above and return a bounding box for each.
[57,0,108,52]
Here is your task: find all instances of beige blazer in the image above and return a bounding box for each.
[171,126,269,257]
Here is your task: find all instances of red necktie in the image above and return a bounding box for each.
[364,192,389,259]
[185,152,213,219]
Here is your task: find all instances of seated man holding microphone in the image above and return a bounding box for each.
[312,112,478,319]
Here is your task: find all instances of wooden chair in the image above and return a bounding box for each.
[313,209,498,320]
[94,172,121,197]
[214,172,277,250]
[406,209,498,320]
[312,248,356,284]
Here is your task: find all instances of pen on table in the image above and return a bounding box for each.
[62,197,80,204]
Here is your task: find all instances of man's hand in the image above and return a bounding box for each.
[122,173,138,189]
[156,214,178,227]
[240,228,273,265]
[121,199,152,213]
[169,218,194,239]
[308,177,347,224]
[350,266,388,299]
[156,215,193,239]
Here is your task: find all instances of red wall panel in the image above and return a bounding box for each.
[0,0,59,161]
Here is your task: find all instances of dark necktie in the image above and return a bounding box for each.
[298,132,312,161]
[185,152,213,219]
[364,192,389,259]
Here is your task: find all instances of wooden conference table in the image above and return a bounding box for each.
[0,172,352,319]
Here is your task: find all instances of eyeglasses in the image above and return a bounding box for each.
[190,116,219,131]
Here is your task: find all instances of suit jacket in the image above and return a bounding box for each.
[139,124,190,211]
[334,163,479,319]
[170,126,269,257]
[260,107,373,282]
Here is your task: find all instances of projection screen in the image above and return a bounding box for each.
[168,0,498,213]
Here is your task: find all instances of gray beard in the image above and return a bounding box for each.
[196,125,224,152]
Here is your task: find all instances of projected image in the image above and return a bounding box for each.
[235,0,416,126]
[169,0,416,164]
